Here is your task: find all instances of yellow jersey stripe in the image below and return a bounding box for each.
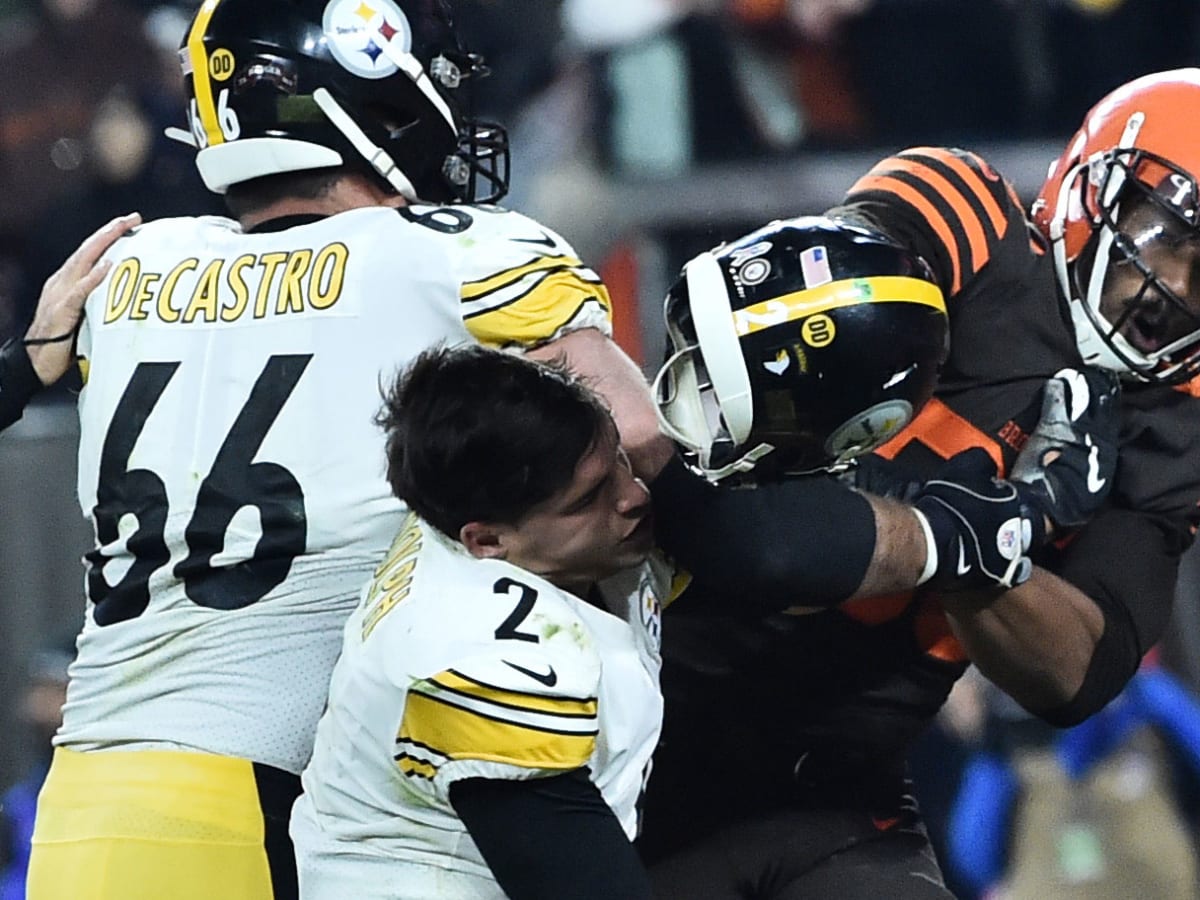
[400,692,596,770]
[187,0,225,148]
[396,753,438,780]
[466,289,613,348]
[461,255,582,300]
[732,276,945,337]
[428,670,597,718]
[463,268,612,321]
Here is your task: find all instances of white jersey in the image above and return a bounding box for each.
[59,204,614,775]
[291,514,667,900]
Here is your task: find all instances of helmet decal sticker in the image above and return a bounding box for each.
[800,314,835,348]
[825,399,914,459]
[799,245,833,287]
[729,241,773,287]
[323,0,414,80]
[209,48,235,82]
[738,257,771,286]
[763,350,791,376]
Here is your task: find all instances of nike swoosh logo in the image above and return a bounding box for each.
[1086,435,1106,493]
[955,541,971,576]
[503,660,558,687]
[512,230,556,248]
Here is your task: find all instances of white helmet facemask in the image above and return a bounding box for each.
[1049,112,1200,384]
[653,252,774,482]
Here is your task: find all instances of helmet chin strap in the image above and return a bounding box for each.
[313,88,418,200]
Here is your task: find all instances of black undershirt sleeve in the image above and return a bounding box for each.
[449,769,653,900]
[1039,506,1184,726]
[650,454,878,611]
[0,338,41,432]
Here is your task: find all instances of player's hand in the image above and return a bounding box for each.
[913,448,1034,591]
[24,212,141,385]
[841,453,923,503]
[1008,366,1120,542]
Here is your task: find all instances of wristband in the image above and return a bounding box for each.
[912,507,939,587]
[0,337,42,430]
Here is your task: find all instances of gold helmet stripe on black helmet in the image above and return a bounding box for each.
[186,0,227,149]
[732,276,946,338]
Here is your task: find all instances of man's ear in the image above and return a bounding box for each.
[460,521,509,560]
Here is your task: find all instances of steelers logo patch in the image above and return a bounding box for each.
[323,0,413,80]
[825,399,914,459]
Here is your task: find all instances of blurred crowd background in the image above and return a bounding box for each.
[3,1,1200,897]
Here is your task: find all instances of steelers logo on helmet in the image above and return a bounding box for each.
[654,215,949,481]
[323,0,414,80]
[825,398,915,464]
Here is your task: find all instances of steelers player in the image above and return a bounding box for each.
[290,345,666,900]
[27,2,664,898]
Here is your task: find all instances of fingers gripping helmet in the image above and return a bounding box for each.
[1032,68,1200,385]
[654,216,949,481]
[174,0,509,203]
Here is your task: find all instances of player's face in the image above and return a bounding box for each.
[503,429,654,595]
[1100,200,1200,358]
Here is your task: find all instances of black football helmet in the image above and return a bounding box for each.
[654,216,949,481]
[172,0,508,203]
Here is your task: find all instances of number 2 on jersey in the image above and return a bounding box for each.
[86,355,311,625]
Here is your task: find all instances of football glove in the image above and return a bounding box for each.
[913,448,1034,591]
[841,453,923,503]
[1009,366,1121,542]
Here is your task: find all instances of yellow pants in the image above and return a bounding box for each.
[28,747,295,900]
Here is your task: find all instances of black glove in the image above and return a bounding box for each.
[913,448,1034,591]
[841,453,924,503]
[1009,366,1121,541]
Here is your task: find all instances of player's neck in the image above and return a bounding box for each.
[239,177,407,231]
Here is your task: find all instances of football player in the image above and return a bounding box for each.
[638,70,1200,898]
[290,344,666,899]
[24,1,660,898]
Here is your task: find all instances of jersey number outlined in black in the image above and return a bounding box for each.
[87,355,311,625]
[493,577,540,643]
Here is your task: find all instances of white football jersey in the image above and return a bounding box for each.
[400,202,613,349]
[59,204,614,775]
[291,513,666,900]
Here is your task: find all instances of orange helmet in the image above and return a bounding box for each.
[1032,68,1200,385]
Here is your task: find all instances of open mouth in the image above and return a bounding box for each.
[1125,316,1166,354]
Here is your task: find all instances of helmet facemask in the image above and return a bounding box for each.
[1062,148,1200,385]
[654,253,775,482]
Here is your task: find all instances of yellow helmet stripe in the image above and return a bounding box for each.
[732,275,946,337]
[187,0,226,148]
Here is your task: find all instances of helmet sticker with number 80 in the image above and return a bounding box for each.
[802,314,836,347]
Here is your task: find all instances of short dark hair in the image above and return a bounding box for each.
[377,344,614,538]
[223,167,347,220]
